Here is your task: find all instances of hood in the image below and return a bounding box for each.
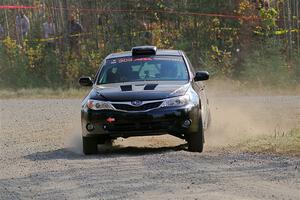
[89,81,190,101]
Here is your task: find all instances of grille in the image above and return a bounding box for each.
[112,101,162,111]
[107,121,173,132]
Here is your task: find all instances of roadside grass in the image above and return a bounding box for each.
[1,79,300,99]
[208,78,300,96]
[232,128,300,157]
[0,88,89,99]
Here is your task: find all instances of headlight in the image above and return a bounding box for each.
[161,94,190,107]
[87,99,115,110]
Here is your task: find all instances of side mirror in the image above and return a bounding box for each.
[194,71,209,82]
[79,76,93,86]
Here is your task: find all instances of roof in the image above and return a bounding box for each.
[105,49,183,60]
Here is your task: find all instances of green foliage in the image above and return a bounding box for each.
[0,0,299,89]
[291,54,300,84]
[209,45,233,76]
[256,7,278,36]
[240,43,295,87]
[0,39,103,89]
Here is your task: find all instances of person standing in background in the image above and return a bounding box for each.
[0,24,4,39]
[43,16,56,48]
[16,12,30,43]
[69,15,83,55]
[140,22,153,45]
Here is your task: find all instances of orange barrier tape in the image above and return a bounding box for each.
[0,5,259,21]
[0,5,35,9]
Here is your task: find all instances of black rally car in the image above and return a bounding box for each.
[79,46,210,154]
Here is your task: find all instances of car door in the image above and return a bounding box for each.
[185,55,209,128]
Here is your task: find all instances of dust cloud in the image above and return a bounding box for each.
[206,80,300,147]
[206,97,272,147]
[63,115,83,154]
[64,80,300,151]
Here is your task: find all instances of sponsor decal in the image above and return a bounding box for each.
[107,56,183,65]
[106,117,116,123]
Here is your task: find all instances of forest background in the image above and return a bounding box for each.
[0,0,299,89]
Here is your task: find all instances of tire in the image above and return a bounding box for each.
[104,138,114,146]
[82,136,98,155]
[187,118,204,153]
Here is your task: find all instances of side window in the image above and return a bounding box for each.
[184,55,195,75]
[94,61,104,81]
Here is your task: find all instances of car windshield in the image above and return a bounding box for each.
[97,56,189,84]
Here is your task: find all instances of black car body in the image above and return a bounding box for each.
[80,46,210,154]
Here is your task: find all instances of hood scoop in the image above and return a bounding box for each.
[120,85,132,91]
[93,82,187,101]
[144,84,158,90]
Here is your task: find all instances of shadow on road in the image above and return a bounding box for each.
[23,144,188,161]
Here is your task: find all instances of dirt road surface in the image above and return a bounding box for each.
[0,95,300,200]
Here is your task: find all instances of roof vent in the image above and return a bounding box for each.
[132,46,157,56]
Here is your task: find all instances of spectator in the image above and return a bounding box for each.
[16,13,30,42]
[43,16,56,47]
[252,0,270,10]
[0,24,4,39]
[69,15,83,53]
[140,22,153,45]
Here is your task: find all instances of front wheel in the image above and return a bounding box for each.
[82,136,98,155]
[187,119,204,153]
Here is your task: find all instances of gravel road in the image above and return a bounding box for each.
[0,96,300,200]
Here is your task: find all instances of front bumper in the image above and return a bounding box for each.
[81,104,201,138]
